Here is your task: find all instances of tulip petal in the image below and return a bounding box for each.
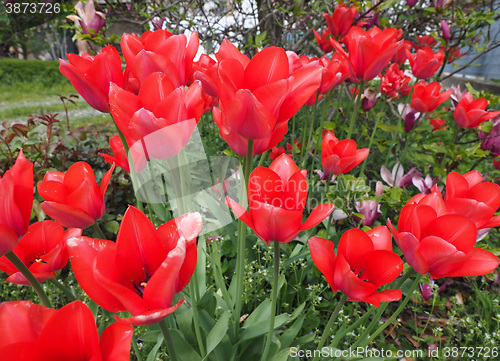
[40,202,95,228]
[116,206,166,285]
[395,231,429,275]
[337,228,374,269]
[434,247,499,278]
[418,235,467,277]
[308,237,337,292]
[94,245,148,316]
[0,225,18,258]
[279,67,322,123]
[143,238,186,310]
[298,203,335,232]
[363,289,402,308]
[252,202,303,243]
[333,254,377,301]
[225,197,263,240]
[116,299,184,326]
[361,250,403,288]
[100,322,134,361]
[0,301,56,351]
[366,225,392,251]
[222,90,275,140]
[425,214,477,254]
[67,237,124,312]
[243,46,289,92]
[33,301,100,361]
[248,167,283,209]
[269,153,301,184]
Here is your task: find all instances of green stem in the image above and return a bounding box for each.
[4,251,51,308]
[189,282,206,357]
[158,318,179,361]
[112,119,143,212]
[92,223,106,239]
[360,274,423,347]
[261,241,281,361]
[312,294,348,361]
[48,278,76,301]
[358,114,381,178]
[331,306,375,347]
[131,333,143,361]
[334,268,417,360]
[346,81,365,139]
[233,140,254,339]
[211,241,233,307]
[301,104,317,168]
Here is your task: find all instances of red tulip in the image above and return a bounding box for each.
[444,171,500,229]
[121,29,199,87]
[410,81,452,113]
[0,221,81,284]
[59,45,125,113]
[318,53,351,94]
[494,156,500,170]
[109,72,204,166]
[0,150,33,257]
[321,131,369,175]
[388,186,500,278]
[308,226,403,307]
[67,206,202,325]
[331,26,403,81]
[269,146,286,160]
[210,44,321,156]
[38,162,114,228]
[391,40,413,64]
[0,300,133,361]
[381,63,411,99]
[226,154,334,244]
[324,5,357,39]
[313,28,333,53]
[430,117,447,131]
[415,35,438,48]
[453,92,500,128]
[99,135,130,173]
[407,46,444,79]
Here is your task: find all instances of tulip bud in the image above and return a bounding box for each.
[441,20,450,41]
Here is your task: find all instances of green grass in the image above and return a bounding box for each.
[0,58,112,129]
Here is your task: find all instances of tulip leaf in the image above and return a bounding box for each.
[138,330,160,342]
[243,298,271,328]
[146,333,164,361]
[239,313,292,342]
[323,121,335,130]
[170,329,202,361]
[204,310,231,358]
[279,314,305,348]
[270,349,293,361]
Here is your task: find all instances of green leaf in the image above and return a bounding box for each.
[139,330,161,342]
[279,315,305,348]
[205,311,232,358]
[243,299,271,328]
[270,349,292,361]
[104,220,119,233]
[170,329,202,361]
[146,333,164,361]
[323,121,335,130]
[378,124,398,132]
[240,314,292,342]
